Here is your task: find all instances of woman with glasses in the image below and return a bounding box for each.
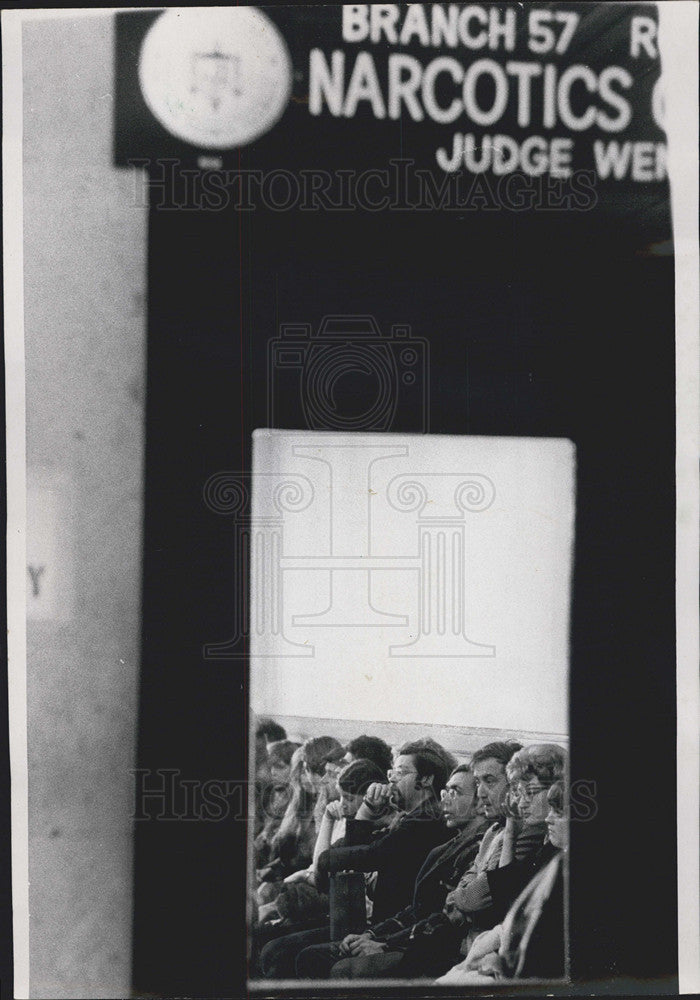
[436,777,568,984]
[497,744,565,869]
[441,746,566,964]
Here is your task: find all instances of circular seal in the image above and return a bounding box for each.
[138,8,292,149]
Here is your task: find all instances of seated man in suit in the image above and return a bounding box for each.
[323,762,489,979]
[401,743,565,980]
[330,739,552,980]
[260,742,451,979]
[437,775,568,984]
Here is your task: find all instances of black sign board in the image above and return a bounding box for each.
[116,5,669,236]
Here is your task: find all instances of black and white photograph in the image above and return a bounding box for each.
[2,3,699,998]
[246,430,573,985]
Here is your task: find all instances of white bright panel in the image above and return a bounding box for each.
[250,430,574,735]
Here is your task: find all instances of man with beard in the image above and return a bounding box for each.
[322,762,489,979]
[328,740,550,980]
[260,743,450,979]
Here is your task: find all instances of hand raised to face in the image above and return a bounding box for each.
[363,782,395,810]
[325,799,345,822]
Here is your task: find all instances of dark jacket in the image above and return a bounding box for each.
[486,837,558,925]
[391,823,551,979]
[317,798,451,923]
[508,852,565,980]
[369,814,489,943]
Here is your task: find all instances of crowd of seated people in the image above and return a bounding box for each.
[251,718,568,985]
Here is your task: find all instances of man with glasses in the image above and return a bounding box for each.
[327,740,528,980]
[261,742,451,978]
[325,763,489,980]
[293,743,461,978]
[431,743,566,974]
[316,743,451,923]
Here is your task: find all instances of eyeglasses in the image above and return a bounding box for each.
[441,786,458,798]
[516,782,547,802]
[387,767,417,780]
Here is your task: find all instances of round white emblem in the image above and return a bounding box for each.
[138,7,292,149]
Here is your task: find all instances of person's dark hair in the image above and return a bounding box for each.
[256,718,287,743]
[338,758,386,797]
[403,737,458,775]
[346,735,393,773]
[320,743,347,767]
[449,762,472,778]
[302,736,343,776]
[398,741,449,795]
[267,739,300,769]
[470,740,523,771]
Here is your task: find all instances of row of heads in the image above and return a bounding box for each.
[333,741,568,850]
[258,726,567,839]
